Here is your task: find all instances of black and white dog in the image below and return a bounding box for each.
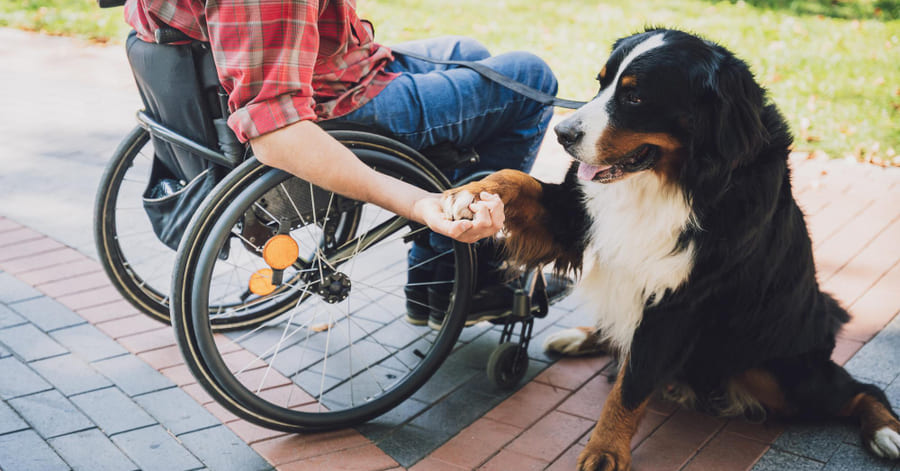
[442,28,900,471]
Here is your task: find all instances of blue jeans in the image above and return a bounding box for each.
[333,36,557,288]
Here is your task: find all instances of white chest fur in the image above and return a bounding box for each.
[577,172,697,353]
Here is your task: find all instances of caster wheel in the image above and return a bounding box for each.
[487,342,529,390]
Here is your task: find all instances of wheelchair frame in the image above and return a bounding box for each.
[95,23,551,432]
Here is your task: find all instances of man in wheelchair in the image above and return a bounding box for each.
[125,0,570,329]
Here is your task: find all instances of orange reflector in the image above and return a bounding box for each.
[249,268,276,296]
[263,234,299,270]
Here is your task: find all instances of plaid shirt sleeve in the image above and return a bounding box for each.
[125,0,397,143]
[206,0,321,142]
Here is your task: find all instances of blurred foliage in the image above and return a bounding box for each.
[730,0,900,20]
[1,0,897,162]
[0,0,122,42]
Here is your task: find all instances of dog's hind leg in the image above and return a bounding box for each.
[765,356,900,460]
[839,383,900,459]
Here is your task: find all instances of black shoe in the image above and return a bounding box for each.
[405,255,453,326]
[426,271,573,330]
[405,285,431,326]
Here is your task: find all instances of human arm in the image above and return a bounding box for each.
[250,120,504,243]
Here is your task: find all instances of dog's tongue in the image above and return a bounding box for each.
[577,162,613,181]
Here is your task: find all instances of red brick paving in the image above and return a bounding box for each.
[430,418,523,470]
[0,155,897,470]
[16,258,102,286]
[680,432,770,471]
[275,443,398,471]
[0,247,85,274]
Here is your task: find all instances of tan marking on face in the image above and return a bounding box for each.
[598,65,607,81]
[596,128,682,161]
[594,128,684,183]
[621,75,637,87]
[652,148,687,185]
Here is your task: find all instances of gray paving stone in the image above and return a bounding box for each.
[11,296,86,332]
[0,272,42,304]
[410,386,498,445]
[8,389,94,439]
[70,387,156,436]
[0,341,10,358]
[179,425,272,471]
[111,425,204,471]
[409,356,480,403]
[134,387,220,436]
[0,429,69,471]
[456,320,494,343]
[0,399,29,435]
[30,353,112,396]
[91,354,173,397]
[357,397,430,441]
[0,356,52,400]
[0,302,27,328]
[822,443,893,471]
[448,329,503,369]
[0,323,67,361]
[845,317,900,385]
[50,323,128,362]
[49,428,139,471]
[376,423,448,468]
[772,422,855,463]
[554,304,597,329]
[552,290,588,313]
[752,448,824,471]
[885,381,900,414]
[370,318,432,349]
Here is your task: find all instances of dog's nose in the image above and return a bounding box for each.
[555,121,584,148]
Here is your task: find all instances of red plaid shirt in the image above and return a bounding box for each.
[125,0,398,142]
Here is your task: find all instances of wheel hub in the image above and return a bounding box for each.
[315,272,351,304]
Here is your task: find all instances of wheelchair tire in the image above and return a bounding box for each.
[95,126,312,329]
[171,130,474,430]
[94,126,173,323]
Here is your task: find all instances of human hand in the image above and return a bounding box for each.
[412,192,504,243]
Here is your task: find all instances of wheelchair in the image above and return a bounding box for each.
[95,20,554,432]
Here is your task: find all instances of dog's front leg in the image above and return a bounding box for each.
[578,358,648,471]
[441,169,542,230]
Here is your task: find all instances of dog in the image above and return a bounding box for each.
[441,28,900,471]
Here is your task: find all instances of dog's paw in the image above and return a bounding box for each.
[544,326,609,356]
[441,189,477,221]
[868,426,900,459]
[577,442,630,471]
[544,327,590,355]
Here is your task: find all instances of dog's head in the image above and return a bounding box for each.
[556,28,769,186]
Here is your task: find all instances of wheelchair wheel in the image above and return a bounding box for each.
[95,126,325,328]
[171,130,474,430]
[94,126,174,323]
[486,342,529,390]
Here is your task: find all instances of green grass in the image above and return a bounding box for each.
[0,0,122,42]
[3,0,898,161]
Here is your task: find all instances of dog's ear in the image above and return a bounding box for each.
[708,56,769,162]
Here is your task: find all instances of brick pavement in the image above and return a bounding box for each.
[2,154,899,470]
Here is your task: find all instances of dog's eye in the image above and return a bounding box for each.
[622,91,642,105]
